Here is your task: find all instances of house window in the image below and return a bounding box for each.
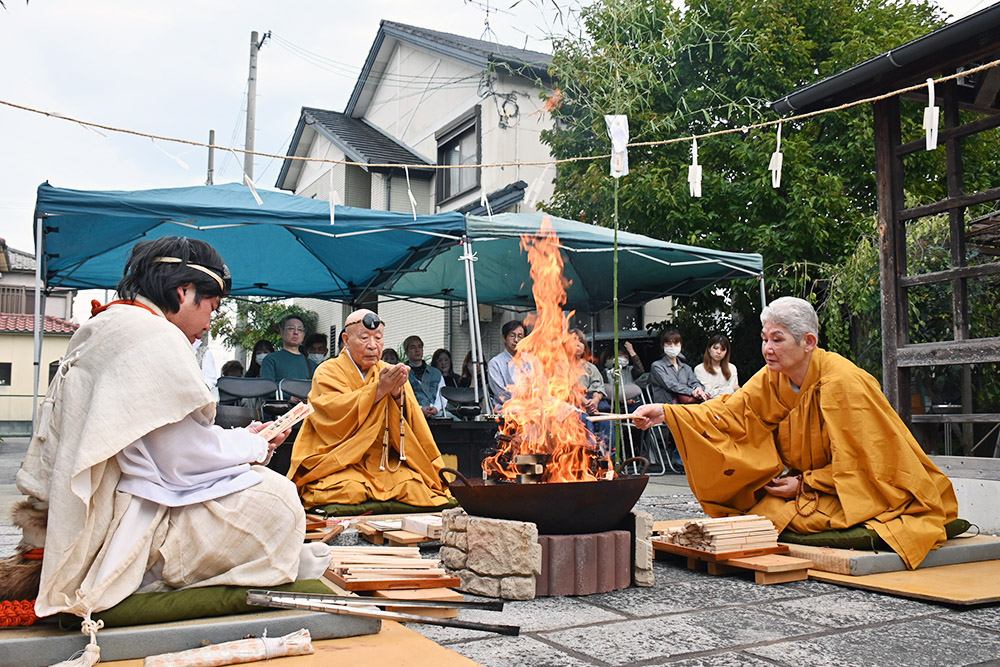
[437,107,481,203]
[0,362,11,387]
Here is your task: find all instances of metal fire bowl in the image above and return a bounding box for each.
[440,458,649,535]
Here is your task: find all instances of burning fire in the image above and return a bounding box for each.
[482,216,611,483]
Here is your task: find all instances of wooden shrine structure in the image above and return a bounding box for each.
[772,4,1000,456]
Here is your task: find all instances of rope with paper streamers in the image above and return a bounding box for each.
[2,57,998,174]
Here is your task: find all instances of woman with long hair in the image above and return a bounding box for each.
[432,348,461,388]
[245,339,275,378]
[694,334,740,398]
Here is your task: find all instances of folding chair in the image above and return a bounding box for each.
[215,377,279,429]
[640,386,683,475]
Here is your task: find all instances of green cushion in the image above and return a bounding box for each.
[779,518,972,550]
[311,497,458,517]
[58,579,332,630]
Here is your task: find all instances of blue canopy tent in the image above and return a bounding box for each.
[29,182,764,424]
[382,212,764,311]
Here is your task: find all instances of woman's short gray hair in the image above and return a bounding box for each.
[761,297,819,343]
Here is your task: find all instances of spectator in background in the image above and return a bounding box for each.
[649,328,709,405]
[381,348,399,364]
[261,315,317,397]
[571,329,611,451]
[695,334,740,399]
[488,320,525,410]
[458,351,484,389]
[246,339,275,378]
[221,360,244,378]
[432,348,461,388]
[305,333,329,367]
[404,335,446,419]
[598,340,645,384]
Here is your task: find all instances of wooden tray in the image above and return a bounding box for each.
[652,537,789,562]
[325,570,461,592]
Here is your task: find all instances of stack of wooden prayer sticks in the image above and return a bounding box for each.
[324,546,460,591]
[658,515,779,554]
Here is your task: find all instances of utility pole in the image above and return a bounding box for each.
[244,31,269,181]
[206,129,215,185]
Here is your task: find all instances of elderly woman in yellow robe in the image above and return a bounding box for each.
[634,297,958,569]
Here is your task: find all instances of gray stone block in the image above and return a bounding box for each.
[439,545,467,570]
[458,569,501,597]
[466,516,539,576]
[635,537,653,569]
[499,575,537,600]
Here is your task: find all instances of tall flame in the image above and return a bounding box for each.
[482,216,609,483]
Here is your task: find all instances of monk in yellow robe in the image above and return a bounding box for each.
[289,309,452,509]
[634,297,958,569]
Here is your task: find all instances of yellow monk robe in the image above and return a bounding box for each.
[662,347,958,569]
[289,351,453,509]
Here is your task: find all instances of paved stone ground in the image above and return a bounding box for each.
[2,436,999,666]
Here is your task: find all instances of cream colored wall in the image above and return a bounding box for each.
[0,332,73,422]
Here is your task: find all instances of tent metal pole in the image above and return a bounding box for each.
[758,273,767,309]
[459,238,481,405]
[465,239,490,413]
[31,216,44,433]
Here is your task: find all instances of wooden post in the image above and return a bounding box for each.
[873,98,908,417]
[943,80,973,451]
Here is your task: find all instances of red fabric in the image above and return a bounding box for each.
[90,299,159,318]
[0,599,38,627]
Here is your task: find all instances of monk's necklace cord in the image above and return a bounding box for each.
[379,394,407,472]
[794,474,819,517]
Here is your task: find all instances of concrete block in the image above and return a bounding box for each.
[535,536,550,596]
[466,516,539,576]
[442,508,469,532]
[458,569,501,597]
[574,534,598,596]
[635,537,653,570]
[500,576,537,600]
[596,532,616,593]
[615,531,631,591]
[440,546,467,570]
[633,566,655,587]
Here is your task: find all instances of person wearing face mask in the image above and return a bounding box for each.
[649,329,709,405]
[246,339,275,378]
[600,341,645,384]
[304,333,330,368]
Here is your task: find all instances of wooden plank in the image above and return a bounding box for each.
[899,185,1000,222]
[756,569,808,585]
[357,523,384,545]
[808,559,1000,605]
[384,530,434,546]
[895,337,1000,367]
[373,588,463,620]
[896,108,1000,156]
[325,571,461,592]
[652,538,788,562]
[723,554,814,573]
[898,261,1000,288]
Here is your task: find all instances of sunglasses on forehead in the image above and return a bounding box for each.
[346,312,383,330]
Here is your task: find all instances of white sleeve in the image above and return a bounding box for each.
[116,412,270,507]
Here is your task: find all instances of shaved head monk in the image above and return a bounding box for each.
[288,309,452,510]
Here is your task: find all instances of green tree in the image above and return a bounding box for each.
[211,298,318,356]
[541,0,948,369]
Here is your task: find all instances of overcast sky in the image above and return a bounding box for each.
[0,0,989,256]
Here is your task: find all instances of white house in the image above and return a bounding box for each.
[275,20,556,367]
[0,242,78,434]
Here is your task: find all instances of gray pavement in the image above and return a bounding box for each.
[1,436,999,666]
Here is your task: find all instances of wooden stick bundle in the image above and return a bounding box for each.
[658,515,779,553]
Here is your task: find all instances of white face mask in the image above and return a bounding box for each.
[663,345,681,358]
[619,356,629,367]
[308,353,325,365]
[255,353,269,365]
